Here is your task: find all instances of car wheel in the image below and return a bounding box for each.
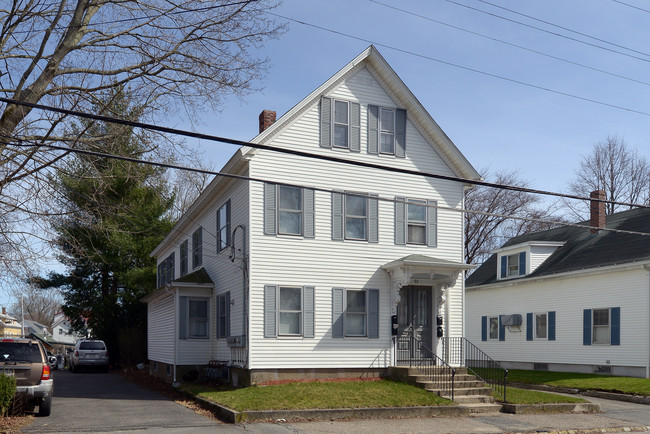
[38,392,52,417]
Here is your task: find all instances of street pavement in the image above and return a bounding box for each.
[22,369,650,433]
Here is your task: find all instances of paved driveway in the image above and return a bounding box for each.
[22,369,227,433]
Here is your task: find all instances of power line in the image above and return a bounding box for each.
[612,0,650,14]
[368,0,650,88]
[444,0,650,63]
[265,12,650,117]
[2,96,648,211]
[7,137,650,239]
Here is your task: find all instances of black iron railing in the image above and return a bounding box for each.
[396,332,456,401]
[443,337,508,402]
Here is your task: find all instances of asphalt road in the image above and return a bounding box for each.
[22,369,650,433]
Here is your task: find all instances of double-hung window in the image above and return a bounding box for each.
[535,313,547,339]
[500,252,526,278]
[489,317,499,340]
[368,105,406,157]
[380,108,395,154]
[264,184,315,238]
[593,308,610,344]
[395,197,437,247]
[192,227,202,269]
[332,192,379,243]
[157,253,175,288]
[334,100,349,149]
[217,292,230,339]
[217,201,231,253]
[180,240,188,277]
[320,97,360,151]
[179,296,209,339]
[583,307,619,346]
[264,285,315,338]
[526,311,555,341]
[332,288,380,339]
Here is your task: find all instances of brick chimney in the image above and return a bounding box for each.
[1,307,5,315]
[590,190,606,234]
[258,110,276,133]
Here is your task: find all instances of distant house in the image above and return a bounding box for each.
[466,191,650,378]
[51,312,84,345]
[0,307,21,337]
[144,46,484,386]
[22,319,50,337]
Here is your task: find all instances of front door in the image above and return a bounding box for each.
[398,286,433,359]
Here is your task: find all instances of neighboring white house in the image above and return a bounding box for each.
[144,46,482,385]
[51,312,85,345]
[466,191,650,378]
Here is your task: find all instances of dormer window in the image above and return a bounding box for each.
[500,252,526,279]
[506,253,520,277]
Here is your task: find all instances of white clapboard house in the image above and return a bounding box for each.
[145,46,486,387]
[466,191,650,378]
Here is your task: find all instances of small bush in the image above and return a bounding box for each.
[0,370,17,416]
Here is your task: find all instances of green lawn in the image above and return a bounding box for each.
[500,387,587,404]
[183,379,453,411]
[507,369,650,396]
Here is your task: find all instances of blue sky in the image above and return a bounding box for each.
[3,0,649,308]
[192,0,650,199]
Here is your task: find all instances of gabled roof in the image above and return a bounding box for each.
[467,207,650,287]
[152,46,480,257]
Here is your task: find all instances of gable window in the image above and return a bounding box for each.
[395,197,437,247]
[179,296,209,339]
[500,252,526,279]
[264,183,315,238]
[583,307,619,346]
[192,227,202,269]
[217,201,231,253]
[264,285,314,338]
[332,288,379,339]
[157,253,175,288]
[368,105,406,157]
[217,292,230,339]
[180,240,188,277]
[535,313,547,339]
[332,192,379,243]
[320,97,360,151]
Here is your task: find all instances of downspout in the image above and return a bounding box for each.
[173,286,178,384]
[231,225,248,367]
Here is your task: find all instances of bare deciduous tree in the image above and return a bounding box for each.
[8,283,63,329]
[465,169,561,268]
[0,0,284,279]
[567,136,650,218]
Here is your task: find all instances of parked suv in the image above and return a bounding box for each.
[0,337,55,416]
[70,339,109,373]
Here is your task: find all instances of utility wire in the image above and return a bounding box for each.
[2,96,649,211]
[612,0,650,14]
[368,0,650,87]
[7,137,650,239]
[475,0,650,58]
[444,0,650,63]
[265,12,650,117]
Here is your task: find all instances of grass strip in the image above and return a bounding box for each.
[183,379,453,411]
[500,387,587,404]
[506,369,650,396]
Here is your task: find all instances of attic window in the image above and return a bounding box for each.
[507,254,519,277]
[500,252,526,279]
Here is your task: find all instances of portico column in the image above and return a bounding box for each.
[387,268,412,315]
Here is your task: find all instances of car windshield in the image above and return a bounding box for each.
[0,342,42,363]
[79,341,105,350]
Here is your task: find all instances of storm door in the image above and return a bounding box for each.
[397,286,433,359]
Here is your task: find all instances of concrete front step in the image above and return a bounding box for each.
[457,402,502,413]
[450,395,496,404]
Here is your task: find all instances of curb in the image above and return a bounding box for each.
[192,396,469,424]
[510,382,650,406]
[500,402,600,414]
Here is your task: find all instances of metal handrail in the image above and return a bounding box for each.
[443,337,508,402]
[396,331,456,401]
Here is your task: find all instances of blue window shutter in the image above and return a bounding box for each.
[179,296,187,340]
[225,292,231,338]
[394,196,406,245]
[548,311,556,341]
[264,183,277,235]
[498,315,505,341]
[500,256,507,279]
[264,285,277,338]
[395,108,406,158]
[216,295,222,338]
[427,199,437,247]
[350,102,360,153]
[526,312,533,341]
[519,251,526,275]
[320,96,332,148]
[225,200,231,250]
[481,316,487,341]
[216,209,222,253]
[303,286,315,338]
[583,309,592,346]
[367,105,379,154]
[611,307,620,346]
[332,192,344,241]
[332,288,344,338]
[368,194,379,243]
[304,188,315,238]
[368,289,379,339]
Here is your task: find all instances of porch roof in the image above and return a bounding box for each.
[382,254,474,274]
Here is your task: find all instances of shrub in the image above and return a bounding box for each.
[0,370,17,416]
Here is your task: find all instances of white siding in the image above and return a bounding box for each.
[466,268,650,371]
[529,245,560,273]
[247,67,466,369]
[148,294,175,364]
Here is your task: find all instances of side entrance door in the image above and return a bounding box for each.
[398,286,433,359]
